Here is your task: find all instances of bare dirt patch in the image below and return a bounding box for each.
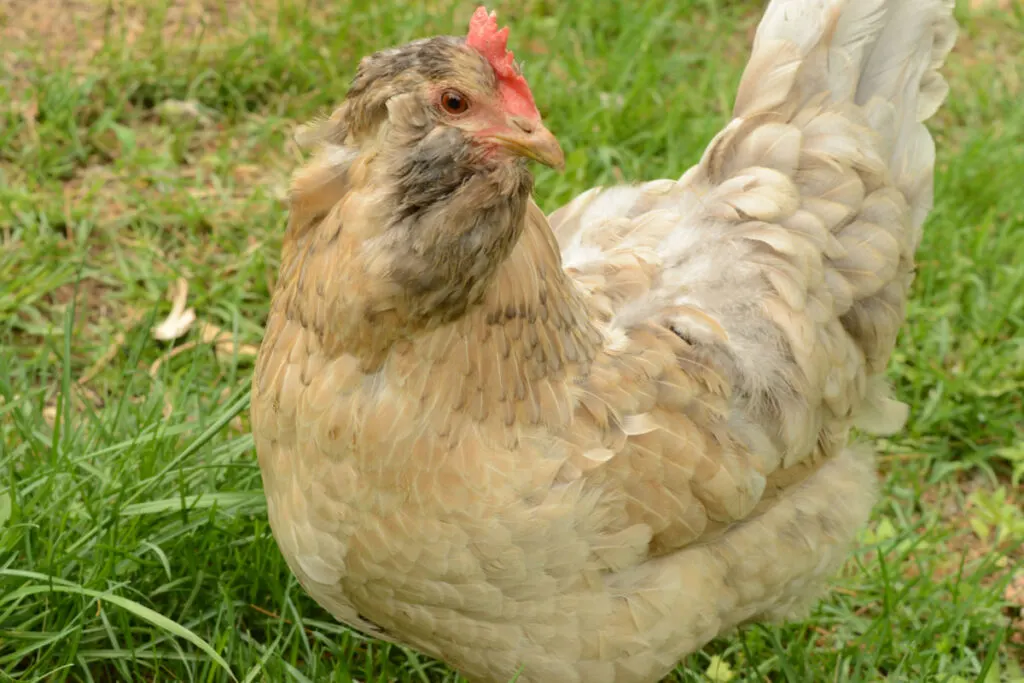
[1,0,274,56]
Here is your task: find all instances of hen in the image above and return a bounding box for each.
[251,1,958,681]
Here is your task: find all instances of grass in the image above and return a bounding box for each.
[1,0,1022,680]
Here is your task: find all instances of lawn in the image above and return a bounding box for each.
[0,0,1022,681]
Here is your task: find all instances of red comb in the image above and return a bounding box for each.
[467,7,517,79]
[466,6,540,120]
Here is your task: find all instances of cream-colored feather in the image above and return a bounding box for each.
[252,1,959,681]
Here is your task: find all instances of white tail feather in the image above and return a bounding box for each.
[739,0,957,238]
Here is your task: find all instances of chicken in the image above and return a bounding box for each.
[250,2,958,681]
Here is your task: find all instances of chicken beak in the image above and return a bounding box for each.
[490,119,565,170]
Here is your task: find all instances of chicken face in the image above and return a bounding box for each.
[335,10,563,173]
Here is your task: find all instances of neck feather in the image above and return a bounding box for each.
[279,142,574,369]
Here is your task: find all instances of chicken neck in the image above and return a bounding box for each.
[281,143,601,384]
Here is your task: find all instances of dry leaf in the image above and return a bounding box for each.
[152,277,196,341]
[200,322,259,361]
[149,321,257,376]
[155,99,214,126]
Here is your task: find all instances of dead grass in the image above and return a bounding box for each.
[1,0,277,58]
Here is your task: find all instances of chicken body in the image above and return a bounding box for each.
[252,2,958,681]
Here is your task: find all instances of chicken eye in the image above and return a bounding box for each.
[440,90,470,115]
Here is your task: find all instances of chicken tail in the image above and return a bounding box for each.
[738,0,957,243]
[664,0,959,454]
